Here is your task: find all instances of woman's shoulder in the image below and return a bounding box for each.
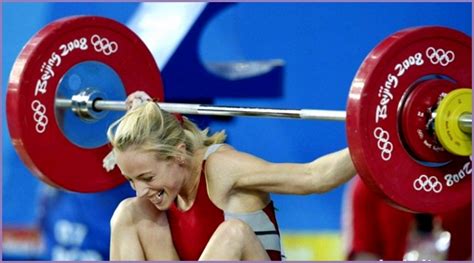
[205,144,238,167]
[205,144,264,179]
[203,144,240,184]
[209,143,234,154]
[207,143,266,166]
[204,144,271,208]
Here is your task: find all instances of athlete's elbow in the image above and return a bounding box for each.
[310,181,334,194]
[295,175,329,194]
[307,170,342,194]
[319,166,355,193]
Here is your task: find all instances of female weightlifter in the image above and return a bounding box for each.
[106,92,356,260]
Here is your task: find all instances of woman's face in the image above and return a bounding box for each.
[115,148,185,210]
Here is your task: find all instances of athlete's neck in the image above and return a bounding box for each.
[175,147,206,211]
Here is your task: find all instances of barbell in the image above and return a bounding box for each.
[6,16,472,214]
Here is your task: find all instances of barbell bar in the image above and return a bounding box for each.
[55,95,471,131]
[55,97,348,121]
[6,16,472,214]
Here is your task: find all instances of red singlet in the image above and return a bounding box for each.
[166,145,283,260]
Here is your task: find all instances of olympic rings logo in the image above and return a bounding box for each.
[373,127,393,161]
[31,100,48,133]
[426,47,455,67]
[413,174,443,193]
[91,34,118,56]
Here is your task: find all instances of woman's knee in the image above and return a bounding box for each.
[216,219,254,242]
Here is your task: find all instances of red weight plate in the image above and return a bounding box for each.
[400,79,457,163]
[7,16,164,192]
[346,26,471,213]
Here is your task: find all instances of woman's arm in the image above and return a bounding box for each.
[215,146,356,195]
[306,148,357,192]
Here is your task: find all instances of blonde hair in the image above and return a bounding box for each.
[107,101,226,160]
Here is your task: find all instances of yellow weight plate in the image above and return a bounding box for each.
[434,88,472,156]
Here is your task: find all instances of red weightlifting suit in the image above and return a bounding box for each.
[166,144,283,260]
[342,176,471,260]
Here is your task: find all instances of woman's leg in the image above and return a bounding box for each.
[135,210,179,260]
[199,219,270,260]
[110,198,178,260]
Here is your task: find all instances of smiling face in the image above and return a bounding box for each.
[115,148,186,210]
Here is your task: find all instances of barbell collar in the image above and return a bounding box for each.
[458,113,472,134]
[430,112,472,135]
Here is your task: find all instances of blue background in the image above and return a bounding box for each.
[2,0,471,248]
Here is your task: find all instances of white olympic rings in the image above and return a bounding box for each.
[413,174,443,193]
[426,47,455,67]
[31,100,48,133]
[91,34,118,56]
[373,127,393,161]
